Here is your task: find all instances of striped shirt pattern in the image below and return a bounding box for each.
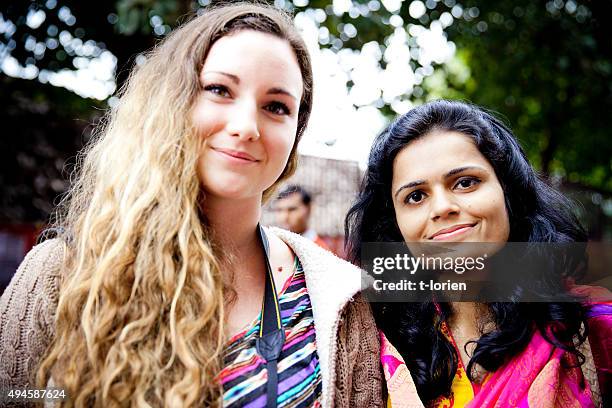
[219,258,322,407]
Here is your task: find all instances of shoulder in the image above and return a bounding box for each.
[335,293,386,407]
[338,293,379,348]
[268,226,363,300]
[267,226,359,275]
[0,238,65,315]
[340,293,377,333]
[0,238,65,389]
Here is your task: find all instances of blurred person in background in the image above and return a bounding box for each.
[0,3,385,407]
[274,184,330,250]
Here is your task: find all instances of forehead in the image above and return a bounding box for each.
[202,30,302,89]
[392,131,493,180]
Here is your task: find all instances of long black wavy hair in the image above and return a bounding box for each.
[345,100,588,403]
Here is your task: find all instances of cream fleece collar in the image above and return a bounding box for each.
[267,227,363,407]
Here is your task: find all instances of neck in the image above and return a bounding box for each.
[451,301,479,312]
[449,302,484,330]
[203,195,262,253]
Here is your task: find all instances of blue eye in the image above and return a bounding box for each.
[204,84,231,97]
[265,101,291,116]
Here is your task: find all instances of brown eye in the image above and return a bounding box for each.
[454,177,481,190]
[265,101,291,115]
[204,84,231,98]
[405,190,427,205]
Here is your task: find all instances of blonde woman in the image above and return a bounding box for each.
[0,3,383,407]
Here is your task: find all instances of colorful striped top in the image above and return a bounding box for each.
[219,258,322,407]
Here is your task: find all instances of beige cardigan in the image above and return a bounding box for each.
[0,227,386,407]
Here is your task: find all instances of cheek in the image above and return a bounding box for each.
[193,92,232,124]
[461,184,500,213]
[191,99,207,128]
[264,128,295,169]
[196,146,212,186]
[196,138,222,188]
[469,185,510,240]
[490,195,510,240]
[394,207,424,241]
[192,103,222,138]
[298,209,309,221]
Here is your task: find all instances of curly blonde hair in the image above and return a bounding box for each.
[35,2,313,406]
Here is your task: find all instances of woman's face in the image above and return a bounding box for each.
[192,30,303,201]
[391,130,510,243]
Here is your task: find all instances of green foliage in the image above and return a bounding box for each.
[444,0,612,191]
[0,75,103,222]
[1,0,611,226]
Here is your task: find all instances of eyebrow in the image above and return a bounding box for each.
[203,71,240,83]
[394,180,426,199]
[393,166,485,199]
[267,87,297,101]
[203,71,297,100]
[445,166,483,178]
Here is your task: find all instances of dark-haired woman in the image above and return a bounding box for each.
[345,100,611,407]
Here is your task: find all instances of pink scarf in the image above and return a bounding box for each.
[466,330,594,408]
[380,305,612,408]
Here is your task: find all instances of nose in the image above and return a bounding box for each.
[429,189,460,221]
[226,100,260,141]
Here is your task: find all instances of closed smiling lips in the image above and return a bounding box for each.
[429,223,477,240]
[212,147,259,162]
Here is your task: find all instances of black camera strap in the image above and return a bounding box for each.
[255,224,285,408]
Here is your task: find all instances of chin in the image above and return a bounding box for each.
[202,182,253,200]
[216,190,259,201]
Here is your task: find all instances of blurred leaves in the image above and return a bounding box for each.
[1,0,611,225]
[0,75,104,222]
[443,0,612,191]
